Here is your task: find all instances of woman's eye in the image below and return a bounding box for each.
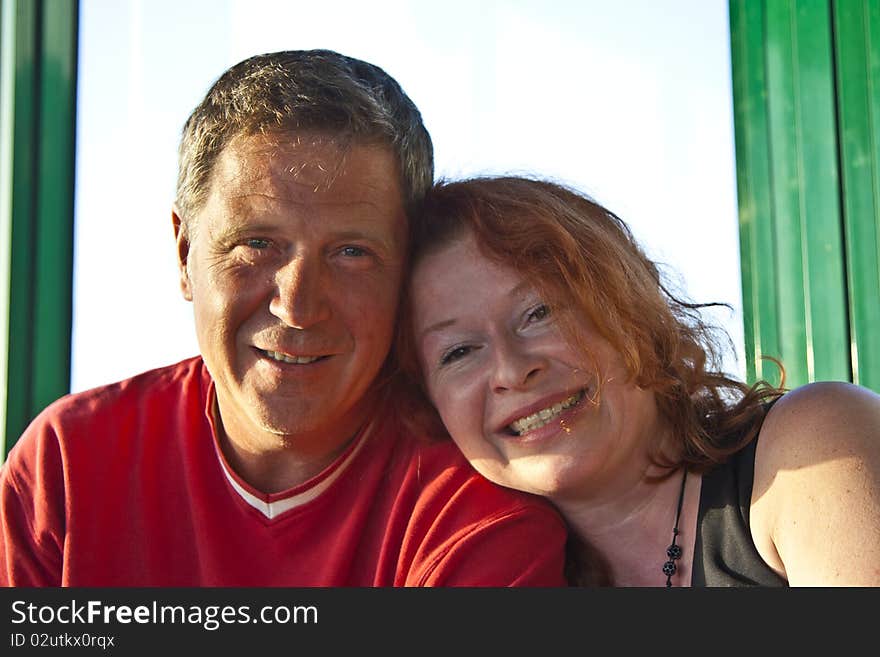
[440,345,473,366]
[527,304,551,323]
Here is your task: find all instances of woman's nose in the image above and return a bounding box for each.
[490,339,546,393]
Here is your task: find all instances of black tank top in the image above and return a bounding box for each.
[691,436,788,586]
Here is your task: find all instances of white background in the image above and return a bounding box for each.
[72,0,745,392]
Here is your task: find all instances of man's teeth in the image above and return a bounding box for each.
[265,350,323,364]
[509,391,584,435]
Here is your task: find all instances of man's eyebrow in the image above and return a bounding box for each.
[210,223,276,245]
[331,230,400,251]
[211,224,400,252]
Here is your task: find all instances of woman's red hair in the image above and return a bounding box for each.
[395,176,785,473]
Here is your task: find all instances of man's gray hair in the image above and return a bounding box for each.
[175,49,434,224]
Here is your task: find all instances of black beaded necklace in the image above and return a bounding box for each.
[662,468,688,587]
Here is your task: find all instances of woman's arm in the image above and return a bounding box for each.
[749,381,880,586]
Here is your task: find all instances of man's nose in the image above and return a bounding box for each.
[269,256,331,329]
[490,338,546,393]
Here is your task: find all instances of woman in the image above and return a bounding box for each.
[397,176,880,586]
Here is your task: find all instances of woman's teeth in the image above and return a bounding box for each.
[509,390,585,435]
[265,350,323,364]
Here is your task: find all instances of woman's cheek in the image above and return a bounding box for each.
[452,380,488,444]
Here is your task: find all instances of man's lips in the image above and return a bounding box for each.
[254,347,332,364]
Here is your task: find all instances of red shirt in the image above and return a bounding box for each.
[0,357,567,586]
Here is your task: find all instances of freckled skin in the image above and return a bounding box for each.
[174,134,407,490]
[410,231,661,502]
[412,232,880,586]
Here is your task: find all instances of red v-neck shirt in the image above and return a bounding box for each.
[0,357,567,586]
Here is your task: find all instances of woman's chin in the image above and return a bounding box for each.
[474,453,584,500]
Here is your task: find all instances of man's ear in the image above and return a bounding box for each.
[172,205,193,301]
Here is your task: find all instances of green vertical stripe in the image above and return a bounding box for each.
[0,0,17,458]
[2,0,39,458]
[833,0,880,390]
[790,2,849,382]
[730,0,783,385]
[765,0,811,386]
[0,0,77,459]
[32,0,76,414]
[730,0,863,391]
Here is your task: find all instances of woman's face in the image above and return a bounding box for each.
[410,230,661,501]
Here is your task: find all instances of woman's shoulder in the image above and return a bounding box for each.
[758,381,880,461]
[749,381,880,584]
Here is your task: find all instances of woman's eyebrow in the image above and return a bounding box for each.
[419,318,456,341]
[419,281,537,339]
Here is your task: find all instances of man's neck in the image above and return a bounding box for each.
[210,395,368,494]
[222,435,357,494]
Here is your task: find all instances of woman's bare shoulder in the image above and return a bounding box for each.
[750,381,880,585]
[758,381,880,464]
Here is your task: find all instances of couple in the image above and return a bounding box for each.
[2,50,878,587]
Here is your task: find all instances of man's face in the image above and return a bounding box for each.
[175,133,407,457]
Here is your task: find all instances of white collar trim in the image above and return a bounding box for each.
[219,421,372,520]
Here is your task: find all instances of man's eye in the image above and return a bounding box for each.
[340,245,368,257]
[245,238,271,249]
[440,345,473,366]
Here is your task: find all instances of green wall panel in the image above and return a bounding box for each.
[0,0,77,459]
[1,0,39,460]
[834,0,880,391]
[731,0,876,392]
[32,1,77,414]
[731,0,781,385]
[764,0,811,386]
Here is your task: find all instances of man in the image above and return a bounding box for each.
[0,50,567,585]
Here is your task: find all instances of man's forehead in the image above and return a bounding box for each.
[200,132,407,242]
[214,132,392,194]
